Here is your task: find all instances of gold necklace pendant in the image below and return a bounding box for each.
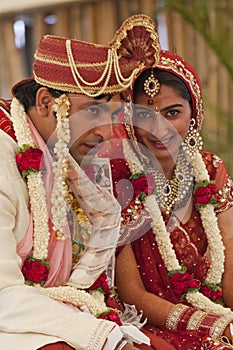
[152,151,194,214]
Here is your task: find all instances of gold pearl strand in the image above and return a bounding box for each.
[62,160,91,267]
[112,49,143,88]
[66,40,139,98]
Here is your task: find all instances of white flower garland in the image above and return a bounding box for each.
[10,98,50,260]
[10,95,112,315]
[192,152,225,285]
[27,173,50,259]
[51,95,71,239]
[10,95,72,258]
[123,139,233,316]
[36,285,108,316]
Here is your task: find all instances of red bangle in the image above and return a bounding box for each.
[198,314,223,337]
[177,307,196,331]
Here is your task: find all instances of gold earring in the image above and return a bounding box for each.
[144,71,160,98]
[182,118,203,159]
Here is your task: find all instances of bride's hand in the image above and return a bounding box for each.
[223,324,232,343]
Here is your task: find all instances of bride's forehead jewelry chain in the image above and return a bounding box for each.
[147,99,160,114]
[147,98,154,106]
[143,69,160,97]
[122,137,230,316]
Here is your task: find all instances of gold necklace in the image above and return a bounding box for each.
[62,164,92,267]
[151,150,194,214]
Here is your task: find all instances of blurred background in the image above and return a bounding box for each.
[0,0,232,174]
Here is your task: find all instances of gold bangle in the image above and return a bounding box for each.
[210,316,233,339]
[165,304,189,331]
[186,310,207,331]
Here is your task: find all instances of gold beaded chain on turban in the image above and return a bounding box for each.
[30,14,161,97]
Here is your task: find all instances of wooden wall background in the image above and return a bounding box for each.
[0,0,232,173]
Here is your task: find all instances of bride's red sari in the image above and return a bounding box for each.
[112,151,233,350]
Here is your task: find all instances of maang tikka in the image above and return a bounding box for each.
[143,70,160,97]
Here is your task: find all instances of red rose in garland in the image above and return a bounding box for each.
[16,144,44,178]
[169,271,200,299]
[22,256,50,286]
[200,284,223,304]
[105,293,124,312]
[98,309,122,326]
[194,180,218,210]
[89,272,110,295]
[131,173,155,199]
[89,272,123,326]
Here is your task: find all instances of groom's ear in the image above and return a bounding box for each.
[36,87,54,117]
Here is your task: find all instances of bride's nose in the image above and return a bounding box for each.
[149,114,170,138]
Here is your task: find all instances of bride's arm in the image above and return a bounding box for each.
[116,243,233,342]
[218,206,233,309]
[115,243,174,328]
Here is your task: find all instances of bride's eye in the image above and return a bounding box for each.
[166,109,179,118]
